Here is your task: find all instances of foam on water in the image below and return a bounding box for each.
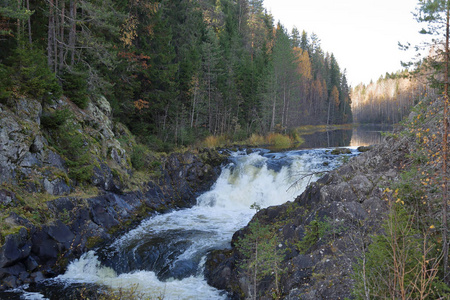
[40,148,354,299]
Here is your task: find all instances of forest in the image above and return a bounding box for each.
[0,0,352,150]
[351,71,432,124]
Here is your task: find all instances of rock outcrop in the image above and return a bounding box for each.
[0,97,225,290]
[205,133,411,299]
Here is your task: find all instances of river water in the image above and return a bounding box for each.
[4,126,388,300]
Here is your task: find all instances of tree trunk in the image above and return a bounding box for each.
[190,85,197,128]
[327,99,331,126]
[53,0,59,72]
[59,0,65,70]
[271,94,276,132]
[281,86,286,130]
[26,0,32,45]
[253,239,258,300]
[68,0,76,65]
[442,1,449,283]
[48,0,55,69]
[16,0,21,42]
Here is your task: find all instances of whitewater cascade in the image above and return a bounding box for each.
[21,148,357,300]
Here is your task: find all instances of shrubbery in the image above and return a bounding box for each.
[43,111,94,184]
[0,64,11,102]
[130,144,148,171]
[5,45,61,102]
[266,133,293,149]
[40,109,71,129]
[61,66,89,109]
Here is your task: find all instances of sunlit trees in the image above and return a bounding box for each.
[351,73,425,124]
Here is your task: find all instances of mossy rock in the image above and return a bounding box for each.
[357,145,373,152]
[330,148,352,155]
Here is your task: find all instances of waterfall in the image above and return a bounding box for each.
[22,148,357,300]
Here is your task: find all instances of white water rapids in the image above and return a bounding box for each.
[21,148,358,300]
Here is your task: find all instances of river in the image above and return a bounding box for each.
[3,126,388,300]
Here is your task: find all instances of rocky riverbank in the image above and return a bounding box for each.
[205,132,412,299]
[0,96,225,290]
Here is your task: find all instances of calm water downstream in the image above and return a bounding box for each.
[3,126,388,300]
[299,124,392,149]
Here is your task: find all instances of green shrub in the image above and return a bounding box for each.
[235,219,286,298]
[41,109,71,129]
[142,135,170,152]
[352,204,447,299]
[7,46,62,102]
[296,219,331,254]
[53,123,93,183]
[0,63,11,103]
[61,66,89,109]
[130,144,148,170]
[232,129,247,142]
[178,127,196,146]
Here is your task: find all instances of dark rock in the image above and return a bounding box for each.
[110,148,121,165]
[4,263,26,277]
[92,163,122,193]
[16,98,41,124]
[45,150,66,170]
[206,136,409,299]
[30,271,45,282]
[106,193,134,219]
[204,249,237,292]
[46,197,77,214]
[43,178,71,196]
[0,228,29,268]
[25,256,38,272]
[18,271,29,282]
[29,135,47,154]
[18,152,41,168]
[357,145,373,152]
[0,147,222,289]
[31,230,58,262]
[330,147,352,155]
[2,275,17,289]
[23,181,41,193]
[0,189,17,206]
[47,220,75,246]
[348,174,373,196]
[88,196,120,229]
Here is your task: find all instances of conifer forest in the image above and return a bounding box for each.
[0,0,352,149]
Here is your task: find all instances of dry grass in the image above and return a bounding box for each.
[266,133,293,149]
[201,131,305,150]
[247,133,266,146]
[202,135,229,148]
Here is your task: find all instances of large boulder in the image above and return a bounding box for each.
[0,228,31,269]
[205,134,410,299]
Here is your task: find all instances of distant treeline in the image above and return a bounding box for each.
[351,71,430,124]
[0,0,352,149]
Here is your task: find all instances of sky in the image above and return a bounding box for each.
[263,0,428,87]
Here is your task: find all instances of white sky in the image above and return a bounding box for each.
[263,0,428,86]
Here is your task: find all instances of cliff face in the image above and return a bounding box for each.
[205,133,412,299]
[0,97,225,290]
[0,96,129,196]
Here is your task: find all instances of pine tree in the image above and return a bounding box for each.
[415,0,450,280]
[291,26,300,48]
[235,219,286,299]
